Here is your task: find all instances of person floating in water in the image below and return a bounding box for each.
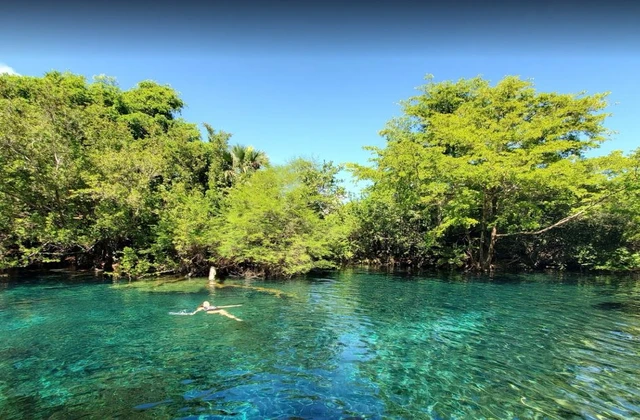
[193,301,243,322]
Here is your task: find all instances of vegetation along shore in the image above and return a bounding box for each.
[1,72,639,278]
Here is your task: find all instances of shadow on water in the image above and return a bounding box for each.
[594,301,640,314]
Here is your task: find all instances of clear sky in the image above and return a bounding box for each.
[2,1,638,191]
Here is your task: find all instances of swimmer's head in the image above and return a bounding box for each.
[202,301,211,307]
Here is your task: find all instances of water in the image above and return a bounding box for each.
[1,270,639,419]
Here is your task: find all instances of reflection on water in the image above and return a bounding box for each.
[1,270,639,419]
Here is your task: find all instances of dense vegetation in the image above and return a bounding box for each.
[1,72,638,278]
[349,76,640,272]
[0,72,348,278]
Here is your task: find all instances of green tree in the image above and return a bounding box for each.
[221,144,269,185]
[202,123,233,192]
[216,159,350,277]
[350,75,633,271]
[0,72,98,267]
[0,71,223,275]
[0,71,316,278]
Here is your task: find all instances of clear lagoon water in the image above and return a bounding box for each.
[1,270,639,419]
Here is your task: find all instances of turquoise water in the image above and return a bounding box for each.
[1,271,639,419]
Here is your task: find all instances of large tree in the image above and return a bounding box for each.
[0,71,344,278]
[0,72,220,273]
[216,159,351,277]
[350,75,635,271]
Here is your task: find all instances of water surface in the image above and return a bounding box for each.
[1,270,639,419]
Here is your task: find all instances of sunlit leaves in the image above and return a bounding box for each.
[217,160,349,277]
[0,71,347,278]
[349,75,632,270]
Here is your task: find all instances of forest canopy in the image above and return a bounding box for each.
[0,71,638,277]
[348,75,640,272]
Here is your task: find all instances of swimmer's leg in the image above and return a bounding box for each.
[211,309,243,322]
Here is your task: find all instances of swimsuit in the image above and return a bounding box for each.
[204,306,219,311]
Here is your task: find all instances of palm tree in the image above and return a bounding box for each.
[222,144,269,184]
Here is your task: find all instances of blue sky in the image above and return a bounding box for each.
[1,1,638,192]
[3,54,637,163]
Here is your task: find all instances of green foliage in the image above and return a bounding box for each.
[595,248,640,272]
[152,183,218,273]
[0,71,346,278]
[216,160,350,277]
[117,247,152,279]
[0,72,98,267]
[0,71,275,278]
[2,70,639,277]
[349,75,638,271]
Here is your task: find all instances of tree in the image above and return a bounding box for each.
[0,72,98,267]
[0,71,339,278]
[350,75,633,271]
[221,144,269,185]
[216,159,351,277]
[0,72,222,274]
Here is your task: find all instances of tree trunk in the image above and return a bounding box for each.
[478,190,487,271]
[485,226,497,271]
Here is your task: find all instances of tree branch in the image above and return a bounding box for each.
[496,192,614,238]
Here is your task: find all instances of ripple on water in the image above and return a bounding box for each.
[0,272,639,419]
